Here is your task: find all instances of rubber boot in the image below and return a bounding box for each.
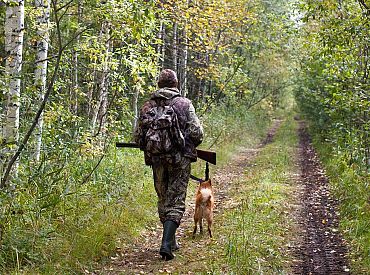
[159,220,178,260]
[171,234,179,251]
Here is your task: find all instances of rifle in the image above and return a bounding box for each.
[116,142,216,165]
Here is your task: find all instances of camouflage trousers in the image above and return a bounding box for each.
[152,157,191,226]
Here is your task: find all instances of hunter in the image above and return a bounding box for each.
[134,69,203,260]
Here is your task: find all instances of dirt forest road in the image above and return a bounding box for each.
[97,119,350,274]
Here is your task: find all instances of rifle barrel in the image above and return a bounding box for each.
[115,142,216,165]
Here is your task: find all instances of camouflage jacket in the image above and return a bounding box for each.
[134,88,203,165]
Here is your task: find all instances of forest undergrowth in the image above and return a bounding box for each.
[1,101,274,274]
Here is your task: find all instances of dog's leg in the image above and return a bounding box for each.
[207,222,212,238]
[206,209,213,238]
[193,206,200,238]
[199,209,203,234]
[192,221,198,237]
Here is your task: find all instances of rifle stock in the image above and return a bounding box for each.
[196,148,216,165]
[116,142,216,165]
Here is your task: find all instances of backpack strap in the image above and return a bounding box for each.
[153,94,182,108]
[169,94,182,106]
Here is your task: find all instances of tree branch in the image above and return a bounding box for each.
[200,56,248,115]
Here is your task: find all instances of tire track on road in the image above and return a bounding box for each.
[293,122,350,274]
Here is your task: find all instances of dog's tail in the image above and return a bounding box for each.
[200,188,212,202]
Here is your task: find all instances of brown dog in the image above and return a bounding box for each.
[193,179,214,238]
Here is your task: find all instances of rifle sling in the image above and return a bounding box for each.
[190,174,204,183]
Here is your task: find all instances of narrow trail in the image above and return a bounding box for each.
[97,119,351,274]
[293,121,350,274]
[97,120,283,274]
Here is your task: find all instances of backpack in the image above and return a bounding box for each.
[142,97,185,155]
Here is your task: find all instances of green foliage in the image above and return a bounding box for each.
[0,96,276,273]
[0,143,156,272]
[295,0,369,173]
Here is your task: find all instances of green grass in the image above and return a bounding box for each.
[1,102,274,274]
[3,149,158,274]
[205,112,299,274]
[312,139,370,274]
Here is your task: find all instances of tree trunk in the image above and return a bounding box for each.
[157,20,165,69]
[181,0,189,96]
[132,86,139,134]
[182,26,188,96]
[86,72,96,119]
[206,80,213,103]
[34,0,50,162]
[161,24,166,70]
[172,22,178,71]
[71,0,82,115]
[1,0,25,176]
[91,22,111,136]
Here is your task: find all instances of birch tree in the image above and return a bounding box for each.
[172,22,178,71]
[1,0,25,177]
[157,21,165,68]
[91,21,111,136]
[34,0,50,161]
[181,30,188,96]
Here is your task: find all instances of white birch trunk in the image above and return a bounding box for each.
[72,49,79,114]
[91,22,111,135]
[132,86,139,134]
[161,24,166,69]
[1,0,25,176]
[86,72,95,118]
[157,20,164,68]
[182,28,188,96]
[172,22,178,72]
[71,0,82,115]
[181,0,189,96]
[34,0,50,161]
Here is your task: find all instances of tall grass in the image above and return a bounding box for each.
[194,98,273,174]
[1,147,157,273]
[0,100,274,273]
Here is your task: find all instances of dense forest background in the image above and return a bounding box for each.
[0,0,368,273]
